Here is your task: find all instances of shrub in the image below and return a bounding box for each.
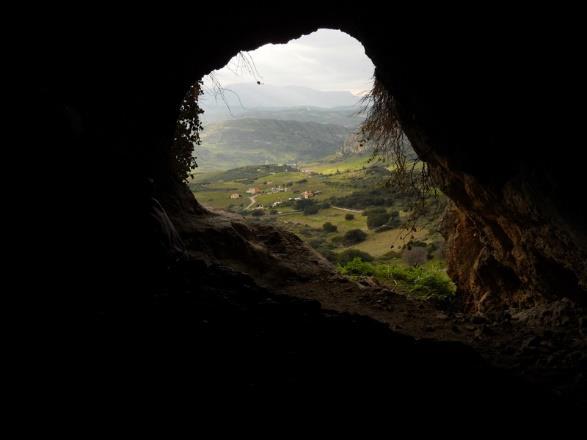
[322,222,338,233]
[303,205,319,215]
[367,212,390,229]
[338,258,375,276]
[373,263,456,300]
[337,249,374,265]
[343,229,367,245]
[331,235,344,246]
[363,207,387,217]
[402,246,428,266]
[251,209,265,217]
[295,199,314,210]
[345,213,355,220]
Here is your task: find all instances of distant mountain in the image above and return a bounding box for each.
[202,105,366,127]
[200,83,364,123]
[202,83,362,108]
[197,118,354,170]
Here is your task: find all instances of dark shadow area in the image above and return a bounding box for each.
[22,6,587,423]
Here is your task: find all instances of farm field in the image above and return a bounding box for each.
[190,155,446,264]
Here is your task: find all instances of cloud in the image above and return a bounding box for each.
[205,28,374,95]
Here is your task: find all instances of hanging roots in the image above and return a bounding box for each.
[359,78,442,237]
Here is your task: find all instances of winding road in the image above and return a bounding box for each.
[246,195,259,210]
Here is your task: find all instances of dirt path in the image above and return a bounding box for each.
[331,206,363,214]
[245,195,258,210]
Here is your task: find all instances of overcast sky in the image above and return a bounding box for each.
[204,29,375,95]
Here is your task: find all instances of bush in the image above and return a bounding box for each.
[295,199,314,210]
[373,264,456,300]
[364,207,387,216]
[344,213,355,220]
[367,211,390,229]
[338,257,375,276]
[402,246,428,266]
[303,205,319,215]
[251,209,265,217]
[322,222,338,233]
[337,249,374,265]
[343,229,367,245]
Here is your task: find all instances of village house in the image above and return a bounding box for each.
[229,193,241,199]
[246,187,261,195]
[302,190,314,199]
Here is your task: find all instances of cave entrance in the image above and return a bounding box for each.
[181,28,455,333]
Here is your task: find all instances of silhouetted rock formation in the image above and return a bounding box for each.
[26,7,586,417]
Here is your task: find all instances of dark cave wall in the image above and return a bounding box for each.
[36,9,586,310]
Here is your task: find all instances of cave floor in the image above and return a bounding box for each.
[281,275,587,408]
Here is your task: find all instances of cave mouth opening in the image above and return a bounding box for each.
[34,14,586,413]
[144,24,585,411]
[175,29,459,333]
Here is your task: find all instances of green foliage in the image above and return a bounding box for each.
[363,207,387,216]
[295,199,314,210]
[303,205,320,216]
[330,187,396,210]
[338,258,375,276]
[337,249,374,265]
[344,213,355,220]
[367,211,390,229]
[295,199,319,215]
[171,81,204,182]
[337,258,456,300]
[374,264,456,299]
[251,209,265,217]
[322,222,338,233]
[343,229,368,245]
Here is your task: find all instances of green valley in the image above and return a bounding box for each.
[190,154,453,301]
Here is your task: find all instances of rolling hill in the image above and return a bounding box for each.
[197,118,357,170]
